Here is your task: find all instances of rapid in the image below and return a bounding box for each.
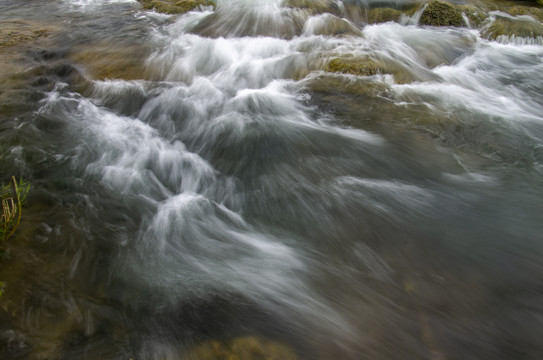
[1,0,543,359]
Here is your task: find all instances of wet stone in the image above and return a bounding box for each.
[419,1,465,27]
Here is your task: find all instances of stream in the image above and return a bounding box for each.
[1,0,543,359]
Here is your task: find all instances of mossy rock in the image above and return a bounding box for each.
[139,0,215,14]
[182,336,298,360]
[324,57,418,84]
[325,57,379,77]
[302,72,391,98]
[420,1,465,27]
[481,16,543,41]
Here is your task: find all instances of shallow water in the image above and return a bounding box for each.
[1,0,543,359]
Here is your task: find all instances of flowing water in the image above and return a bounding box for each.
[1,0,543,359]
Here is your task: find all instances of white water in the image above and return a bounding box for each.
[2,0,543,359]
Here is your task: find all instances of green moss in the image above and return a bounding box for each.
[324,57,418,84]
[139,0,215,14]
[326,58,379,77]
[420,1,465,27]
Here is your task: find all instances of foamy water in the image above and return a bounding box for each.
[1,0,543,359]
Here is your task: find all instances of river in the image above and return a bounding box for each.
[1,0,543,359]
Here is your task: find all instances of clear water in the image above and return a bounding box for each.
[1,0,543,359]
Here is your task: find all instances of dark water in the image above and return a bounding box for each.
[1,0,543,359]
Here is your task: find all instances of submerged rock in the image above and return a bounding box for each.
[0,19,53,48]
[182,336,298,360]
[70,44,150,81]
[364,8,404,24]
[0,19,58,115]
[282,0,340,16]
[419,1,465,27]
[138,0,215,14]
[343,1,420,24]
[303,13,363,36]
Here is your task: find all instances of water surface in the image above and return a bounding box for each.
[1,0,543,359]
